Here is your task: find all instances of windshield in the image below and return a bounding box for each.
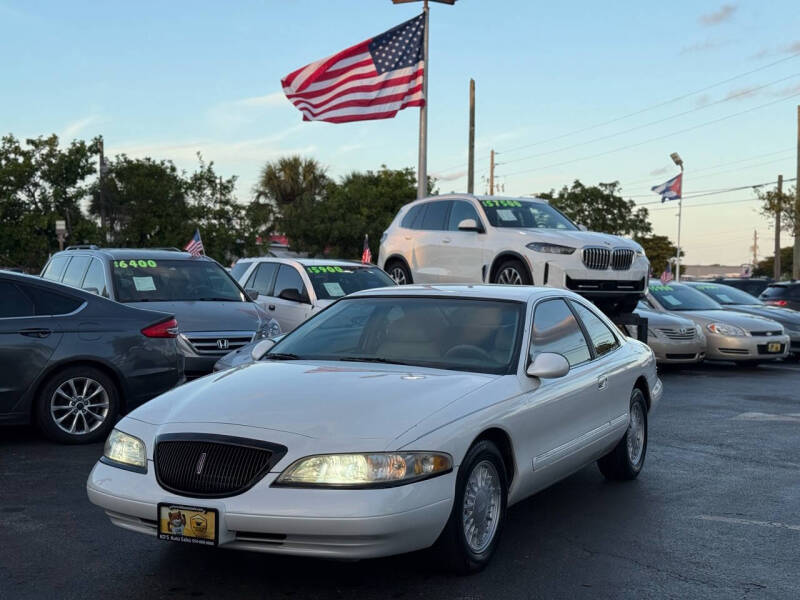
[268,296,524,375]
[761,285,790,299]
[478,199,577,230]
[690,283,763,306]
[304,265,395,300]
[649,283,721,311]
[111,258,246,303]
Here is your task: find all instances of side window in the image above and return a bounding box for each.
[274,265,308,300]
[419,201,451,231]
[62,255,91,287]
[42,255,70,281]
[23,285,83,316]
[447,201,481,231]
[570,301,619,357]
[248,262,278,296]
[530,299,591,367]
[230,261,251,282]
[81,259,108,297]
[0,282,35,318]
[400,205,422,229]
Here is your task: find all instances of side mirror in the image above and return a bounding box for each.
[278,288,308,303]
[250,339,275,361]
[457,218,482,232]
[245,288,260,300]
[577,224,588,232]
[526,352,570,379]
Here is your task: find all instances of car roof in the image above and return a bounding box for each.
[56,248,204,261]
[236,257,368,267]
[403,193,548,207]
[1,270,98,300]
[348,283,580,303]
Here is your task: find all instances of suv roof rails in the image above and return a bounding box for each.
[65,244,101,250]
[150,247,183,252]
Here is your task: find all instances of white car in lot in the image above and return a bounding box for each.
[231,258,395,332]
[87,285,661,573]
[378,194,650,312]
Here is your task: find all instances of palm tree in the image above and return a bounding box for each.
[253,156,329,206]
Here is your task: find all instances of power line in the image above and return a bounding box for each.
[633,177,796,205]
[497,52,800,156]
[500,73,800,167]
[503,93,800,178]
[639,177,797,211]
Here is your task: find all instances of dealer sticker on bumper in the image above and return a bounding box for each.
[767,342,782,353]
[158,503,218,546]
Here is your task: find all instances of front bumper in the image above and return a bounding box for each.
[705,333,790,361]
[87,461,454,559]
[527,254,649,297]
[647,337,705,364]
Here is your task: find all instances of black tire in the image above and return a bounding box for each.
[491,258,531,286]
[433,440,508,575]
[36,365,120,444]
[597,388,648,481]
[385,259,412,285]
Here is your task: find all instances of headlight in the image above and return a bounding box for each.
[525,242,575,255]
[706,322,747,337]
[274,452,452,488]
[102,429,147,472]
[634,246,646,256]
[258,320,281,339]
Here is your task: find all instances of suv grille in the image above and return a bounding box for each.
[183,332,255,356]
[657,327,696,341]
[611,249,634,270]
[582,247,611,270]
[155,435,287,498]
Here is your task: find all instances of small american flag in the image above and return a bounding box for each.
[660,262,673,284]
[361,234,372,264]
[281,14,425,123]
[184,229,204,256]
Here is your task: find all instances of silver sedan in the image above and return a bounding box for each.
[646,281,789,362]
[628,302,705,364]
[87,285,661,574]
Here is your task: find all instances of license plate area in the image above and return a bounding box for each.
[767,342,781,353]
[158,503,218,546]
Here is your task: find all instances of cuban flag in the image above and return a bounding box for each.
[652,173,682,203]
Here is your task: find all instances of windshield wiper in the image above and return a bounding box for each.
[195,297,239,302]
[338,356,410,366]
[264,353,302,360]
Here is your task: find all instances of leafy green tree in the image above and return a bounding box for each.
[758,184,797,236]
[540,180,652,237]
[634,234,684,276]
[754,246,794,278]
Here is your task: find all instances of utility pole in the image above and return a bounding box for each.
[98,136,106,238]
[467,78,475,194]
[489,149,495,196]
[775,174,783,279]
[794,105,800,280]
[751,229,758,268]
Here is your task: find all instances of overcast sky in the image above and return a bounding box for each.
[2,0,799,265]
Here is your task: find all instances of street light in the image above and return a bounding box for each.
[55,219,67,251]
[670,152,684,282]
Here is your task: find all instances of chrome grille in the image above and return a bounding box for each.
[155,435,287,498]
[749,330,783,337]
[658,327,696,341]
[611,248,635,270]
[183,331,255,356]
[582,247,611,270]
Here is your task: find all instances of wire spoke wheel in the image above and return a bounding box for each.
[390,266,407,285]
[497,267,523,285]
[627,401,645,467]
[49,377,110,436]
[461,460,502,554]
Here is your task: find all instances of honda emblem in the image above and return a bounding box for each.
[216,338,230,350]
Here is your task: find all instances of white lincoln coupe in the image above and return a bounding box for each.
[87,285,661,573]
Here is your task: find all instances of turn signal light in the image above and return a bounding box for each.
[766,300,788,307]
[141,317,179,338]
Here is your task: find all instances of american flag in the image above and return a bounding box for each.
[660,262,673,284]
[281,14,425,123]
[184,229,204,256]
[361,234,372,264]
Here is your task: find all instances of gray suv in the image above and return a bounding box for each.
[41,247,280,377]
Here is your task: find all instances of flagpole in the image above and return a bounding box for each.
[417,0,429,199]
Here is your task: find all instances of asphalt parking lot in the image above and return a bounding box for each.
[2,361,799,600]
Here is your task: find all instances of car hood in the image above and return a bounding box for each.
[665,309,782,332]
[130,361,497,440]
[723,305,800,329]
[634,308,695,328]
[124,300,267,331]
[511,228,638,250]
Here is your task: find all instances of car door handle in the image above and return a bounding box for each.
[597,376,608,390]
[19,328,52,338]
[442,238,452,244]
[268,305,276,311]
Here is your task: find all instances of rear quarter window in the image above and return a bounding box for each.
[42,255,70,281]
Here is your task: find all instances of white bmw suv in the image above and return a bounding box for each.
[378,194,650,312]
